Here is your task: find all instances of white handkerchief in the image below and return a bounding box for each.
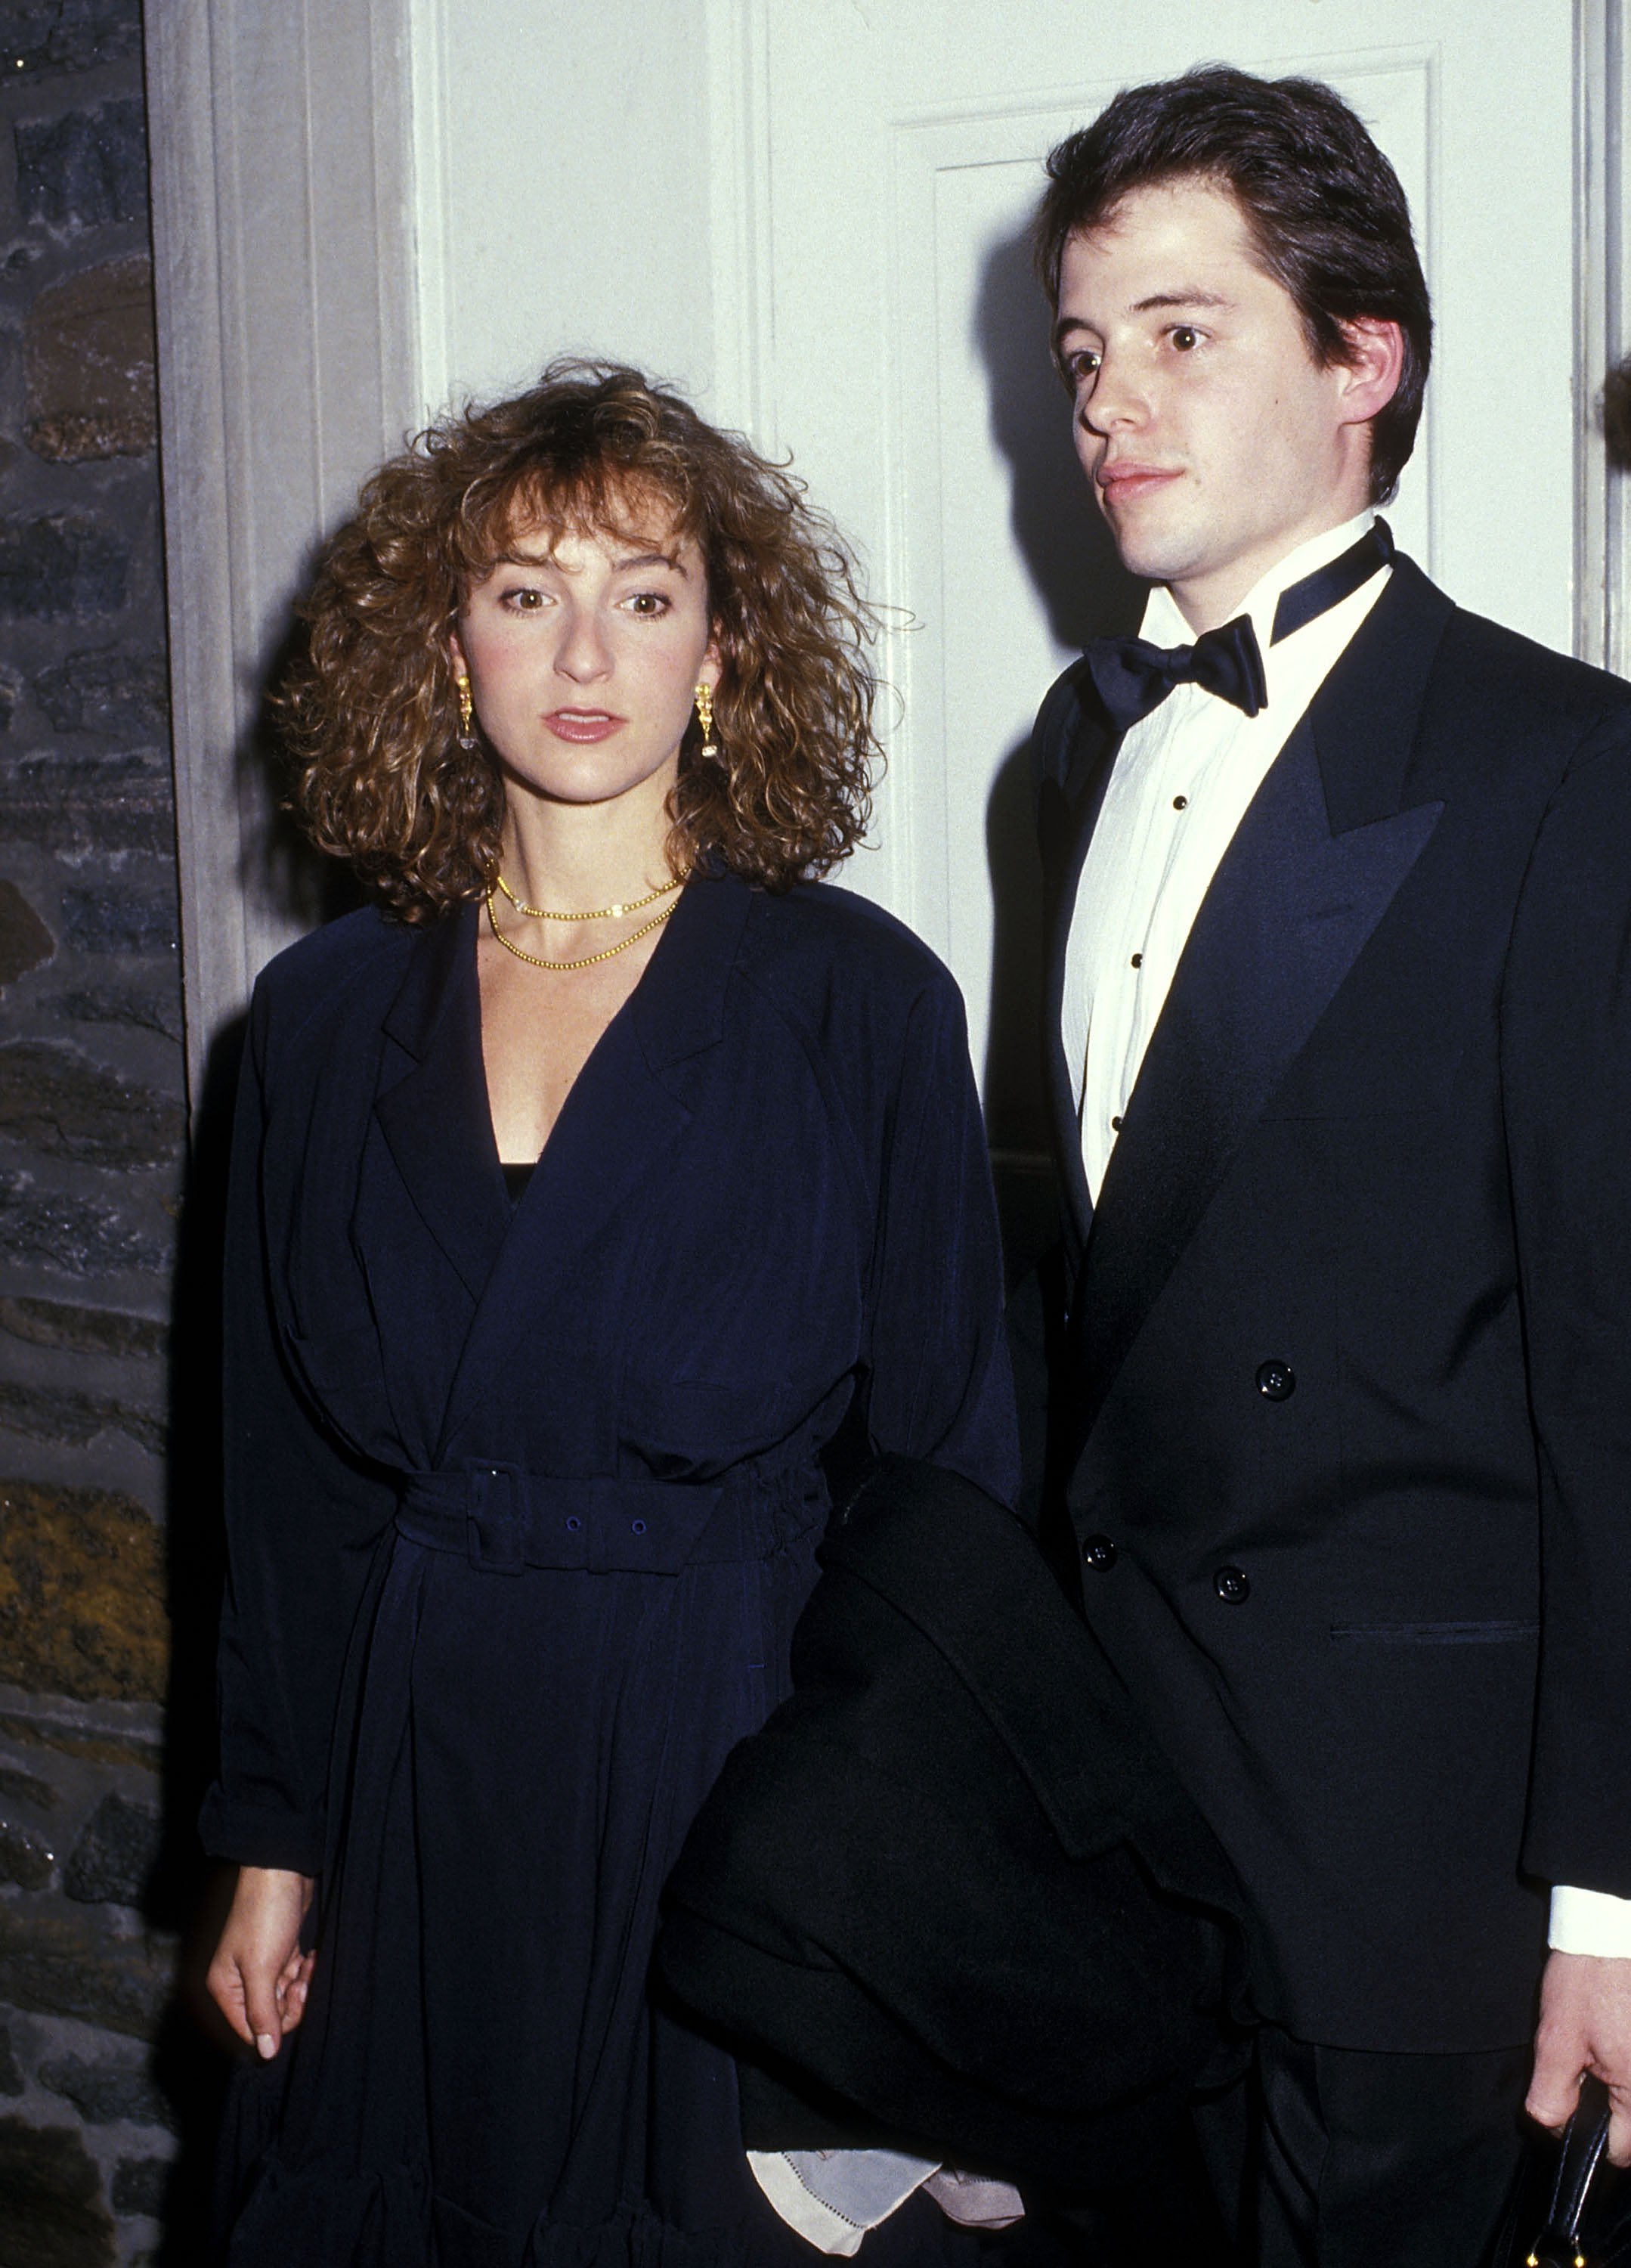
[747,2147,939,2257]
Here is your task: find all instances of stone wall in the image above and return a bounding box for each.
[0,5,204,2263]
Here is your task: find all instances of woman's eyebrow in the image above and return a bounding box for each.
[612,550,687,574]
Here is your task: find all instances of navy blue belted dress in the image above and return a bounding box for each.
[201,871,1020,2268]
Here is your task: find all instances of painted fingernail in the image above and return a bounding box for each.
[255,2033,277,2060]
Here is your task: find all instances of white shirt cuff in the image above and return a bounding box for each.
[1549,1882,1631,1957]
[747,2149,939,2256]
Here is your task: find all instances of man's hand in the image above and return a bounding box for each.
[206,1865,315,2060]
[1527,1950,1631,2163]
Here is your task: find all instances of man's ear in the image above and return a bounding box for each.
[1335,317,1406,428]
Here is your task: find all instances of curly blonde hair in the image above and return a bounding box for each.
[280,361,882,919]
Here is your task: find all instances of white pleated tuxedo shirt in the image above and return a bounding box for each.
[1063,509,1631,1961]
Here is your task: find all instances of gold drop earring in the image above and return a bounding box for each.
[695,681,719,758]
[455,672,478,751]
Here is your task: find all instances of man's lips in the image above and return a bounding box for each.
[1097,464,1184,504]
[544,709,624,744]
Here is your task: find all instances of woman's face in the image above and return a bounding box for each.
[449,506,720,811]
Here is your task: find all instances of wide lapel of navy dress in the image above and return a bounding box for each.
[210,871,1018,2268]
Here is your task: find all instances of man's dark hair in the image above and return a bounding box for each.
[1034,65,1432,504]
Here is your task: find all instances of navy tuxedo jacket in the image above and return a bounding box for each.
[1023,553,1631,2052]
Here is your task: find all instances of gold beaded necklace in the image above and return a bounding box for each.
[484,869,690,971]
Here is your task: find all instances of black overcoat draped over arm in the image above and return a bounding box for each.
[201,869,1020,2263]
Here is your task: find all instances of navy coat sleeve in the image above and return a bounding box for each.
[1502,705,1631,1895]
[858,971,1020,1507]
[199,978,398,1874]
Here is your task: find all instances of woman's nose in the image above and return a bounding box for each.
[553,607,614,683]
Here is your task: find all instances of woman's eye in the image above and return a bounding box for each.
[1067,349,1101,384]
[1170,326,1200,352]
[624,591,671,617]
[498,585,548,612]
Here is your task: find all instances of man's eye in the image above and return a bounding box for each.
[1170,326,1200,352]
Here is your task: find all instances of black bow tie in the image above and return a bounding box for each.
[1083,519,1394,738]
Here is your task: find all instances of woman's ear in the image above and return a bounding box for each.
[447,627,469,679]
[699,631,723,692]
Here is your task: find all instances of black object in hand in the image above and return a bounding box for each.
[1495,2077,1631,2268]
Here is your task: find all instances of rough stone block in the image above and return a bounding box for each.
[14,98,147,233]
[0,881,55,987]
[0,1905,171,2040]
[0,1296,166,1359]
[60,883,175,956]
[0,1712,159,1771]
[0,660,21,730]
[58,986,181,1043]
[0,1820,54,1889]
[0,515,127,619]
[0,748,175,857]
[0,1171,169,1275]
[33,647,168,736]
[0,0,142,78]
[62,1792,157,1905]
[0,1039,181,1167]
[109,2152,166,2216]
[0,1378,164,1457]
[0,2115,115,2265]
[38,2052,173,2133]
[0,1761,56,1809]
[0,2024,22,2096]
[0,1477,166,1704]
[25,255,156,460]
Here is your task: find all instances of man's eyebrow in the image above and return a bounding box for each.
[1131,289,1232,313]
[1054,287,1233,350]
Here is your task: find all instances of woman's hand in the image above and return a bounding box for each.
[207,1866,316,2059]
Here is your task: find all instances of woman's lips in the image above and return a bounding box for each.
[544,710,624,744]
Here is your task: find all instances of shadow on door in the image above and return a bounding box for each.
[972,223,1140,1279]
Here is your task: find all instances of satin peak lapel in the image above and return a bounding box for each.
[1037,661,1118,1263]
[1074,568,1452,1436]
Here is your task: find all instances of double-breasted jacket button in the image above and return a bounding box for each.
[1214,1564,1250,1604]
[1081,1533,1119,1571]
[1255,1359,1295,1402]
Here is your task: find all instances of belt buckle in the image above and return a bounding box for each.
[464,1460,525,1574]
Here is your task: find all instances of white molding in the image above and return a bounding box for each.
[406,0,451,425]
[704,0,774,445]
[147,0,419,1110]
[1575,0,1631,674]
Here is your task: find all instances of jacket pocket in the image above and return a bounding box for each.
[1329,1619,1538,1646]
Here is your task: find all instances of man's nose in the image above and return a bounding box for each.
[1078,349,1149,439]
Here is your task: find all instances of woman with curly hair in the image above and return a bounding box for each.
[200,362,1017,2266]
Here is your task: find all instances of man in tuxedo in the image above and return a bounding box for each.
[1019,63,1631,2262]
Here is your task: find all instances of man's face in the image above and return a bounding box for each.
[1054,177,1372,627]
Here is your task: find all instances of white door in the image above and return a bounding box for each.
[698,0,1580,1152]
